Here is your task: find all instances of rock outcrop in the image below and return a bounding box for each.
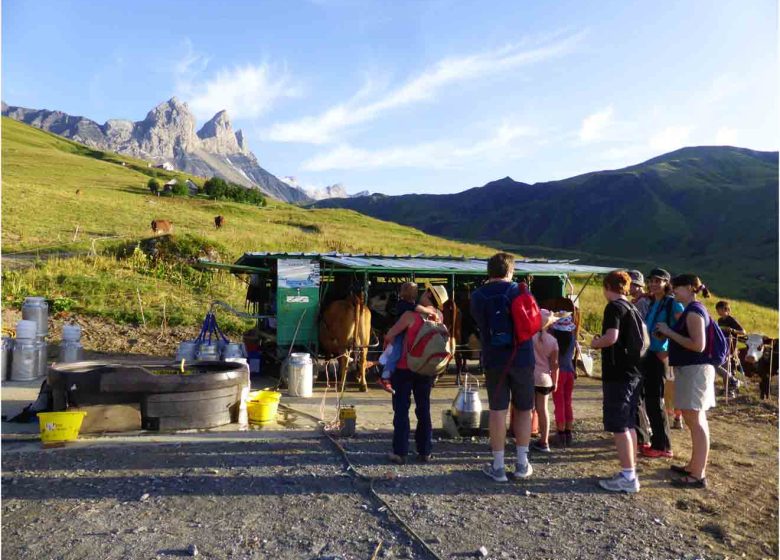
[2,98,310,203]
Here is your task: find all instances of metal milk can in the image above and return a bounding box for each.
[451,374,482,429]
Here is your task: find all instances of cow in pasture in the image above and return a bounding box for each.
[319,288,372,392]
[214,215,225,229]
[740,335,779,400]
[150,219,173,235]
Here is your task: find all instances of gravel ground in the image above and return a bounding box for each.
[2,424,726,560]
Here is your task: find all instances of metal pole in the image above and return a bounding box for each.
[570,273,595,306]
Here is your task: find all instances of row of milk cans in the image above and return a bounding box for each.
[2,297,84,381]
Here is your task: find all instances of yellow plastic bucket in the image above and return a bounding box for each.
[246,390,281,424]
[38,411,87,443]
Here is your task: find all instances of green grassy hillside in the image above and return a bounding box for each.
[2,117,777,338]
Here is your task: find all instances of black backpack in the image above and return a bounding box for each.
[611,299,650,366]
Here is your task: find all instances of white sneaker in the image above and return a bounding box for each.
[598,473,640,493]
[510,462,534,480]
[482,463,508,482]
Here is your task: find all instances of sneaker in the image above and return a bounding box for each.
[482,463,508,482]
[564,431,574,446]
[640,447,673,459]
[417,454,433,463]
[554,431,567,447]
[530,441,551,453]
[377,378,394,394]
[638,442,651,451]
[598,473,640,493]
[672,417,683,429]
[509,462,534,480]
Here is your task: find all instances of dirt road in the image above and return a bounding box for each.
[2,376,777,560]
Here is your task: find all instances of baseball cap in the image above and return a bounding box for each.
[628,270,645,287]
[647,268,671,282]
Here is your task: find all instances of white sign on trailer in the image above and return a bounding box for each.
[277,259,320,288]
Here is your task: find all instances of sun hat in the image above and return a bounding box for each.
[647,268,671,282]
[540,309,571,331]
[552,315,576,332]
[427,285,449,307]
[628,270,645,287]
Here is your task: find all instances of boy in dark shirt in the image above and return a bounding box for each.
[716,301,745,397]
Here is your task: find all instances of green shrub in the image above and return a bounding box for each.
[171,180,189,196]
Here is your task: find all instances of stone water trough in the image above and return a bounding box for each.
[48,361,249,432]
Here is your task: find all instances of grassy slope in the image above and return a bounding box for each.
[2,117,777,337]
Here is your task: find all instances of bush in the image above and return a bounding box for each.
[204,176,266,206]
[171,180,189,196]
[147,178,160,194]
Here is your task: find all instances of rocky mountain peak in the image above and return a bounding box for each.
[137,97,198,157]
[197,109,242,154]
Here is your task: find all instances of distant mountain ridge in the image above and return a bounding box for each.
[280,176,371,200]
[313,146,779,304]
[1,98,310,203]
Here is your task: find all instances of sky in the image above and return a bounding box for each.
[2,0,777,195]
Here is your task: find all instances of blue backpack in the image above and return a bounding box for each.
[680,302,729,366]
[486,283,515,347]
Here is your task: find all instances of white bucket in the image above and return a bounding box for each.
[15,320,37,340]
[286,352,313,398]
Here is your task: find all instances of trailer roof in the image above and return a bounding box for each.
[218,252,616,276]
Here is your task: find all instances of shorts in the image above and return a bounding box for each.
[485,365,534,411]
[675,364,716,411]
[602,376,641,433]
[535,386,554,396]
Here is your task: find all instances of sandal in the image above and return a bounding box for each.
[670,465,691,474]
[671,474,707,488]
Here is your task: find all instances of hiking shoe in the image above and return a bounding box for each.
[640,447,673,459]
[530,441,551,453]
[672,417,684,429]
[509,462,534,480]
[417,454,433,463]
[377,378,394,394]
[671,475,708,489]
[387,453,406,465]
[598,473,640,493]
[482,463,508,482]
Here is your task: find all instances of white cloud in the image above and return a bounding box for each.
[715,126,738,145]
[175,41,300,120]
[579,106,614,142]
[301,124,536,171]
[268,31,585,144]
[648,125,693,153]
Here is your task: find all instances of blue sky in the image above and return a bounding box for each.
[3,0,777,195]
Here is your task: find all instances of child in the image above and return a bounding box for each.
[715,300,745,397]
[378,282,438,392]
[551,315,577,446]
[531,309,560,452]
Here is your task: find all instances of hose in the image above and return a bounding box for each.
[278,402,445,560]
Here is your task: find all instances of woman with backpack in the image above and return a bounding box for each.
[654,274,715,489]
[383,285,449,465]
[639,268,684,458]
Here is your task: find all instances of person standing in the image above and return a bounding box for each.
[471,253,536,482]
[531,310,560,453]
[715,300,746,397]
[384,286,448,464]
[551,315,577,446]
[627,269,653,451]
[591,271,643,493]
[640,268,684,458]
[654,275,715,489]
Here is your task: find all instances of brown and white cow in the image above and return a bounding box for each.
[214,215,225,229]
[319,290,372,391]
[150,219,173,234]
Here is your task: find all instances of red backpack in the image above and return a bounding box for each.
[510,282,542,344]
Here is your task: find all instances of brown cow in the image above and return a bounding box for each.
[150,219,173,234]
[319,291,372,391]
[214,215,225,229]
